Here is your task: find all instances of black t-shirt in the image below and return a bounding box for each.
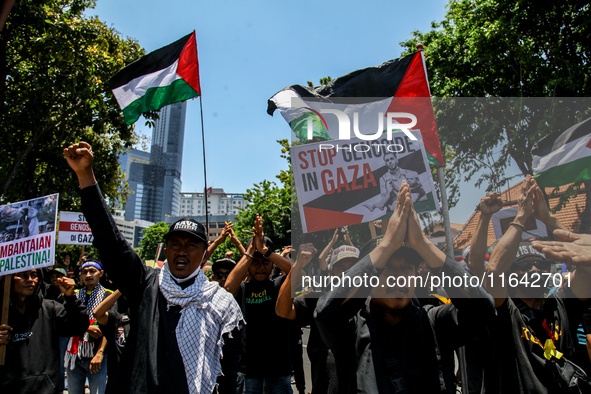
[100,311,130,379]
[491,291,590,393]
[236,277,293,377]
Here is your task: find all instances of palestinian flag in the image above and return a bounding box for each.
[109,31,201,125]
[267,52,444,166]
[532,117,591,187]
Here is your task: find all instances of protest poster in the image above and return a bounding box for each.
[491,207,548,240]
[57,211,94,245]
[0,194,59,276]
[292,130,439,233]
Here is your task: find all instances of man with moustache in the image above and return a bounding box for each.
[64,142,243,394]
[316,181,496,393]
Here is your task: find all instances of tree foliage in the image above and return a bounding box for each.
[0,0,154,209]
[399,0,591,229]
[139,222,168,261]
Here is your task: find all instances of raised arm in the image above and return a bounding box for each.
[225,241,256,296]
[369,182,411,269]
[93,290,122,326]
[229,226,246,256]
[64,142,148,307]
[532,230,591,300]
[276,244,317,320]
[318,229,339,272]
[470,192,503,278]
[486,176,536,307]
[253,214,292,274]
[206,222,231,262]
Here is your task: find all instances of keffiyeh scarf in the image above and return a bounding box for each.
[159,263,244,394]
[65,284,107,369]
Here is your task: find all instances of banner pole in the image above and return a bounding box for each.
[0,275,11,365]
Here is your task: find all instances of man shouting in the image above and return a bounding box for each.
[64,142,243,394]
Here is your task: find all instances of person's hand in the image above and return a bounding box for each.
[219,222,232,241]
[229,227,239,244]
[87,325,103,339]
[63,142,94,176]
[532,181,551,223]
[90,350,104,374]
[515,176,535,223]
[330,228,339,245]
[343,228,353,246]
[405,201,427,249]
[56,277,76,297]
[479,192,503,217]
[253,214,268,254]
[295,244,317,268]
[383,181,411,250]
[532,230,591,264]
[281,246,294,258]
[0,324,12,345]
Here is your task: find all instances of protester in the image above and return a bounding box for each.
[57,254,76,280]
[315,181,496,393]
[209,258,242,394]
[225,214,293,393]
[276,243,340,394]
[0,270,88,394]
[212,258,236,288]
[46,267,67,302]
[92,290,131,392]
[64,141,244,394]
[461,191,503,393]
[486,175,591,392]
[66,260,113,394]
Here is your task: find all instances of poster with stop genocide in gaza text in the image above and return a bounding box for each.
[291,131,439,233]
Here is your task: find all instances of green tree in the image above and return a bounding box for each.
[0,0,155,209]
[139,222,168,261]
[400,0,591,229]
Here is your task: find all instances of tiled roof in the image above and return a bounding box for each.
[453,181,588,250]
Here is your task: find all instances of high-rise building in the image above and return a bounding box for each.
[149,101,186,221]
[119,101,187,223]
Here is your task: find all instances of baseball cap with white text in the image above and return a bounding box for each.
[163,218,208,244]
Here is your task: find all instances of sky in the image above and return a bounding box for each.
[89,0,522,226]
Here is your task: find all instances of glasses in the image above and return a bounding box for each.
[214,271,230,280]
[513,260,551,272]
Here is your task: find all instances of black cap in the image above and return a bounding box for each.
[163,218,208,243]
[212,258,236,272]
[245,236,274,258]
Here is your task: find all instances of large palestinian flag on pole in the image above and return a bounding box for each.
[532,117,591,187]
[109,31,201,125]
[267,52,444,166]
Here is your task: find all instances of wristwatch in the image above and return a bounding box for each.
[263,248,273,259]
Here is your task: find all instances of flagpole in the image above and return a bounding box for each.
[199,97,209,239]
[416,43,454,257]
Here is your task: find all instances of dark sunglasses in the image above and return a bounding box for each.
[513,260,551,272]
[214,271,230,280]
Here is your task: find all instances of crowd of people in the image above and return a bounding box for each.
[2,142,591,394]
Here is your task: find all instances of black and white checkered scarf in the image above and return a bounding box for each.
[159,263,243,394]
[64,284,106,369]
